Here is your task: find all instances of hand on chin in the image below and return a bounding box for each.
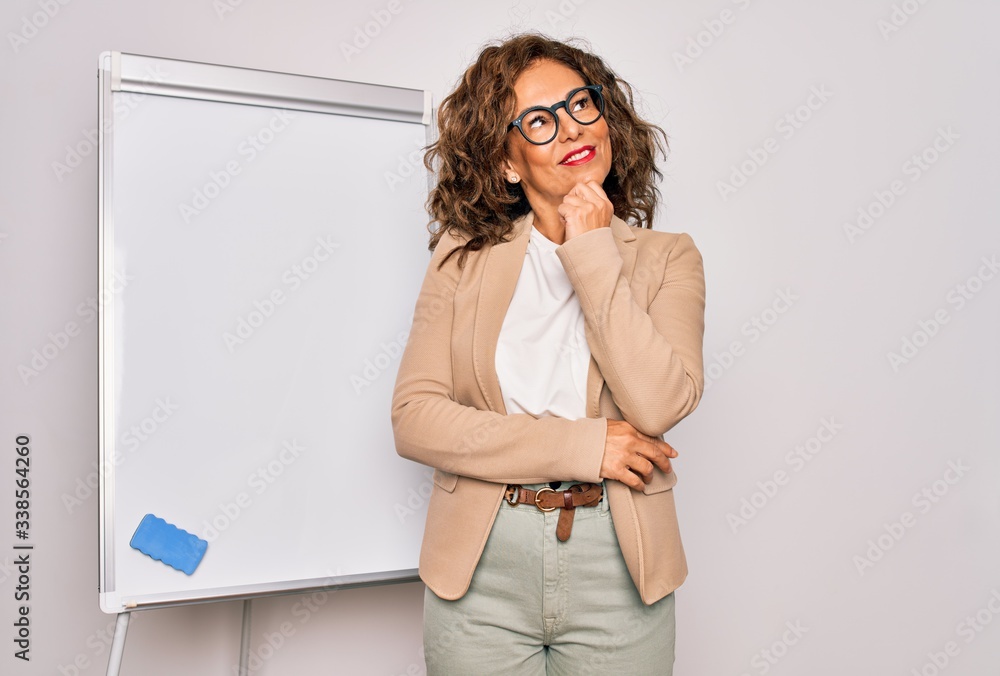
[558,180,613,241]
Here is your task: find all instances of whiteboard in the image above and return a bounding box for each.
[98,52,434,612]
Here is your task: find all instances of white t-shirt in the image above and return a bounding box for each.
[495,223,591,421]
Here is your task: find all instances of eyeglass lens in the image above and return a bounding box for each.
[521,88,602,144]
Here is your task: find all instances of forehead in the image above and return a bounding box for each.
[512,60,587,109]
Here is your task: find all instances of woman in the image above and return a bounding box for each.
[391,32,705,674]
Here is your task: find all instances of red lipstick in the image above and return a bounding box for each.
[560,145,596,166]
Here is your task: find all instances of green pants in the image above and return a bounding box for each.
[422,481,676,675]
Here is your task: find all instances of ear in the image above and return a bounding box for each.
[500,157,520,184]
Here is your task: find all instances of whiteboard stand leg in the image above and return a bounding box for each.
[238,599,253,676]
[105,611,131,676]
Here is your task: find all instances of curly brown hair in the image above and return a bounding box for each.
[424,32,669,270]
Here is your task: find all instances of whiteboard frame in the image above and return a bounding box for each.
[97,51,434,612]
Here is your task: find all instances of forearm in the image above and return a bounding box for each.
[391,391,607,484]
[555,227,706,437]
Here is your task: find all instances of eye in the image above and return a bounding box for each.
[526,113,551,129]
[570,92,591,112]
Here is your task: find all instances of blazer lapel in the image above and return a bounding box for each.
[472,211,638,420]
[472,212,533,416]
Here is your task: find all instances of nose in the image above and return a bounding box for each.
[556,106,583,142]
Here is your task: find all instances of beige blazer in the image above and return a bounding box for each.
[391,210,705,605]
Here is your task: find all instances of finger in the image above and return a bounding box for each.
[572,183,607,211]
[558,201,595,232]
[556,201,577,222]
[659,439,679,458]
[618,469,645,492]
[627,454,654,482]
[631,468,652,485]
[584,179,609,198]
[580,182,614,216]
[636,431,669,455]
[638,441,674,475]
[559,190,592,209]
[559,194,588,210]
[636,433,679,469]
[561,183,599,212]
[576,180,608,202]
[612,450,649,489]
[561,187,610,225]
[649,451,674,475]
[569,181,595,198]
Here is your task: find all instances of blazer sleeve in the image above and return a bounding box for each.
[554,227,706,438]
[390,228,609,485]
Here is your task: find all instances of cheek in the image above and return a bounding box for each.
[521,146,556,177]
[592,123,612,160]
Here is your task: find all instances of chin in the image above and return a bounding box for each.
[580,164,612,186]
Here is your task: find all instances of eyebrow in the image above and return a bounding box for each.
[512,86,587,120]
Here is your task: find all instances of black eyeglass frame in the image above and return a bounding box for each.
[506,84,605,146]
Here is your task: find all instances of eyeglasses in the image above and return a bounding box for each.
[506,85,605,145]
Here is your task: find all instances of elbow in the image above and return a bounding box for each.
[391,394,446,469]
[633,373,704,437]
[390,397,419,463]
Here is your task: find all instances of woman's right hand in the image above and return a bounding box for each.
[600,419,679,492]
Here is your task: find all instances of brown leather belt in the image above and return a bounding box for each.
[504,482,604,542]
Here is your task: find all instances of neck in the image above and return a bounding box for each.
[530,204,566,245]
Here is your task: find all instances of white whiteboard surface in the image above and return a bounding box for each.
[98,52,433,613]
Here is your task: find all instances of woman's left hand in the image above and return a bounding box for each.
[600,420,678,491]
[559,180,613,241]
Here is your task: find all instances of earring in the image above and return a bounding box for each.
[507,174,520,183]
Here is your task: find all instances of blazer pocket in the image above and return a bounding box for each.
[432,469,458,493]
[641,467,678,495]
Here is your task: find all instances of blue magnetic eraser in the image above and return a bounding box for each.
[129,514,208,575]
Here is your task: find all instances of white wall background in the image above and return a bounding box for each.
[1,0,997,674]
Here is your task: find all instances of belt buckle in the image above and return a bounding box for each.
[533,486,557,512]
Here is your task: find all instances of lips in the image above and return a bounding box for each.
[560,145,596,166]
